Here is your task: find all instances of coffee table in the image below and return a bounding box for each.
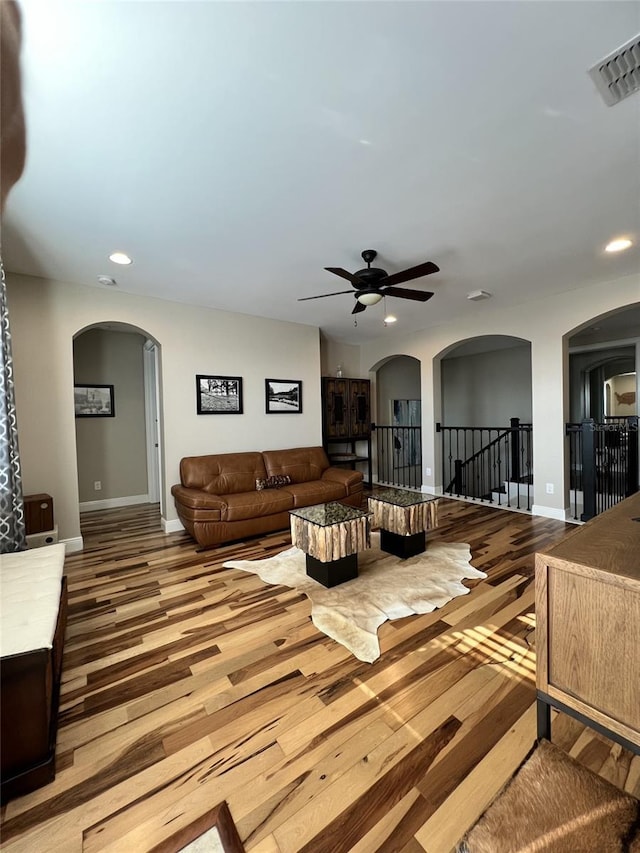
[289,502,371,587]
[368,488,439,559]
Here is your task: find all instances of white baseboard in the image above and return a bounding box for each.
[162,517,185,534]
[531,504,570,521]
[61,535,84,553]
[79,494,151,512]
[421,484,441,496]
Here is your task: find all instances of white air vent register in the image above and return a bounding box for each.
[589,33,640,106]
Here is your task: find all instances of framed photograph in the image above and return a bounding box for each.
[196,375,243,414]
[265,379,302,414]
[74,384,115,417]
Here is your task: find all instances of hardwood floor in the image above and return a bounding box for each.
[2,498,638,852]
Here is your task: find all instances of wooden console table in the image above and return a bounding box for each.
[535,492,640,753]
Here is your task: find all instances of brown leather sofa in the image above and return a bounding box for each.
[171,446,363,547]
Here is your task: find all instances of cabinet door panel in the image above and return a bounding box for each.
[349,380,370,437]
[323,378,349,438]
[547,566,640,731]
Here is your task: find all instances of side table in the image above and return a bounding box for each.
[290,502,371,587]
[368,488,439,559]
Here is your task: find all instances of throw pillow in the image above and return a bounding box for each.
[255,474,292,491]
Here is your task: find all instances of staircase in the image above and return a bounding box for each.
[489,479,533,511]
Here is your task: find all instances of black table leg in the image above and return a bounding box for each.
[305,553,358,587]
[537,695,551,742]
[380,529,426,559]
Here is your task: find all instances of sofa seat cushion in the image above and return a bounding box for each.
[262,446,330,484]
[282,479,347,508]
[223,489,294,522]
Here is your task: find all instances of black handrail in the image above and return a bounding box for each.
[443,426,511,491]
[438,419,532,510]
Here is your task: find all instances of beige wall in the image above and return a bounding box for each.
[7,274,322,548]
[376,356,421,426]
[360,274,640,519]
[74,328,148,503]
[441,344,532,427]
[319,335,361,380]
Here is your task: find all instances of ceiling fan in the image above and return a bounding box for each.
[298,249,439,314]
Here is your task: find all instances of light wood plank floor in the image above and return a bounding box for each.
[2,498,638,852]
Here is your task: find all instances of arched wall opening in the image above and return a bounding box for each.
[72,321,164,522]
[368,354,422,488]
[563,302,639,519]
[432,335,532,506]
[437,335,532,427]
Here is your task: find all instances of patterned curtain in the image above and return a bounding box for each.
[0,256,26,552]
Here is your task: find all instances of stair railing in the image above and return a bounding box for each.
[437,418,533,511]
[372,424,421,489]
[567,417,639,521]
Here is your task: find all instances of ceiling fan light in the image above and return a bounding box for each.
[357,291,383,306]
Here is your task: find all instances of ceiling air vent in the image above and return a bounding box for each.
[588,33,640,106]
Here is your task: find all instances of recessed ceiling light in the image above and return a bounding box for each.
[109,251,133,265]
[384,313,397,325]
[605,238,632,253]
[97,275,117,287]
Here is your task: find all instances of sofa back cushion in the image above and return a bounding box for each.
[262,446,330,484]
[180,452,267,495]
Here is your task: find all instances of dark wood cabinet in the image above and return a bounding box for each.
[322,377,372,485]
[24,494,54,535]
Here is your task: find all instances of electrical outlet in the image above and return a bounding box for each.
[94,481,102,491]
[545,483,554,495]
[425,467,432,476]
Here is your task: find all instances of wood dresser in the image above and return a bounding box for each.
[535,491,640,753]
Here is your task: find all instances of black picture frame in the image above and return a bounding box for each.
[196,375,243,415]
[265,379,302,414]
[74,384,115,417]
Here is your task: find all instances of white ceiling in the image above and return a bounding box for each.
[4,1,640,344]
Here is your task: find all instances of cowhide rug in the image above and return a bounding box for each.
[456,739,640,853]
[223,532,486,662]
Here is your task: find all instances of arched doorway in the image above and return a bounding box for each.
[435,335,533,510]
[72,322,163,522]
[374,355,422,489]
[565,303,639,520]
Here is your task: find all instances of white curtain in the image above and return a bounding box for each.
[0,257,26,552]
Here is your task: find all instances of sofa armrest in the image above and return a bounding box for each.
[171,485,227,511]
[321,467,364,494]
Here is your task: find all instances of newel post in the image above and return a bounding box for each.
[581,419,596,522]
[510,417,521,483]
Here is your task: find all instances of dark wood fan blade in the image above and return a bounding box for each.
[384,287,434,302]
[325,267,362,285]
[352,300,366,314]
[381,261,439,287]
[298,290,354,301]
